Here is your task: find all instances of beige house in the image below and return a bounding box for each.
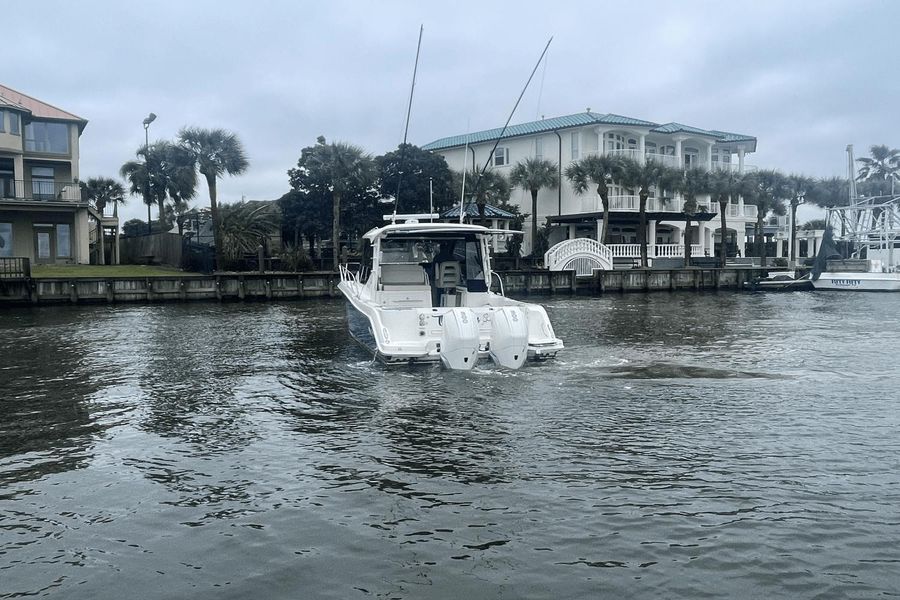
[0,84,116,266]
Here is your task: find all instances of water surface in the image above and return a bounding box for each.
[1,292,899,599]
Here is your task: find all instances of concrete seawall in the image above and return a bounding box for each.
[0,268,770,306]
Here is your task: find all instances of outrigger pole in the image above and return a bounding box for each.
[470,36,553,208]
[391,25,425,222]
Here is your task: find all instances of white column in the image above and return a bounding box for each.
[776,238,784,257]
[648,220,657,257]
[736,227,747,257]
[595,127,607,156]
[706,142,713,171]
[639,134,646,162]
[596,219,602,241]
[675,139,683,168]
[74,209,90,264]
[738,148,745,173]
[113,228,121,265]
[568,224,577,240]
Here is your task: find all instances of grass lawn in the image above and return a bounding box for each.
[31,264,202,278]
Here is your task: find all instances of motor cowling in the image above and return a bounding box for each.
[440,308,480,370]
[489,307,529,369]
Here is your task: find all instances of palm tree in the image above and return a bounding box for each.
[80,177,126,265]
[178,127,249,271]
[80,177,126,216]
[218,201,281,263]
[707,170,757,267]
[565,155,625,244]
[299,137,373,271]
[856,144,900,188]
[809,177,849,209]
[677,167,710,265]
[509,158,559,254]
[121,142,197,233]
[750,169,789,261]
[619,158,680,267]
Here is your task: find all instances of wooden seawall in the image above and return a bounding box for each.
[0,268,769,306]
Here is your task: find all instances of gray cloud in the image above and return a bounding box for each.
[6,0,897,225]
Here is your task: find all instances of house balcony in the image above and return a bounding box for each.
[602,148,756,173]
[0,180,82,202]
[579,194,758,220]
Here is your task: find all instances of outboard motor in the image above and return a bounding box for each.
[440,308,480,370]
[489,307,529,369]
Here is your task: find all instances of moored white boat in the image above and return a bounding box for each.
[338,219,563,369]
[811,145,900,292]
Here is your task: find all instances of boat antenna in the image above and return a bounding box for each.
[470,36,553,207]
[392,24,424,221]
[459,133,470,224]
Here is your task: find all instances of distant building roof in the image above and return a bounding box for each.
[442,202,516,219]
[422,111,755,152]
[0,84,88,131]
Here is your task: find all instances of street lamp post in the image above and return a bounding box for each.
[142,113,156,234]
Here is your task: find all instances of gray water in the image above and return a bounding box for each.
[1,292,899,599]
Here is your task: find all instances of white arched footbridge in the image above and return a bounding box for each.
[544,238,613,276]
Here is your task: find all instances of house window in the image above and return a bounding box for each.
[684,146,699,169]
[9,112,19,135]
[571,132,580,160]
[25,122,69,154]
[0,111,5,133]
[56,224,71,258]
[605,133,625,152]
[493,147,509,167]
[31,166,55,200]
[645,141,657,154]
[0,223,12,257]
[535,138,543,160]
[36,231,51,259]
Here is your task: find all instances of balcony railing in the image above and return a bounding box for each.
[606,243,704,258]
[707,203,758,219]
[596,149,756,174]
[0,180,82,202]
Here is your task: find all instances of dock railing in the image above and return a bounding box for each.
[0,257,31,279]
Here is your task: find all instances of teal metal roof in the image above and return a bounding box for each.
[651,122,718,136]
[442,202,516,219]
[709,130,756,143]
[423,112,756,151]
[422,112,602,151]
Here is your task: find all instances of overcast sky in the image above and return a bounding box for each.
[7,0,898,224]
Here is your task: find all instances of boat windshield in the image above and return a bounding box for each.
[380,235,487,291]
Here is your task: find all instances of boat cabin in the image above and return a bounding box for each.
[359,223,505,309]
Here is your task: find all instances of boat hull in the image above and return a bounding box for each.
[811,272,900,291]
[339,284,563,368]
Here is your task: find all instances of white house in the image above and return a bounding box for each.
[422,111,758,262]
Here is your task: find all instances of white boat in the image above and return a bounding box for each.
[811,145,900,292]
[338,219,564,369]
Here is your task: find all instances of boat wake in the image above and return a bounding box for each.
[601,361,787,380]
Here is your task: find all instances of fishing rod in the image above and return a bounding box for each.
[391,25,424,221]
[469,36,553,210]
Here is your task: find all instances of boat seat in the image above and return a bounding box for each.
[379,263,432,307]
[380,263,429,288]
[437,261,461,306]
[437,261,460,288]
